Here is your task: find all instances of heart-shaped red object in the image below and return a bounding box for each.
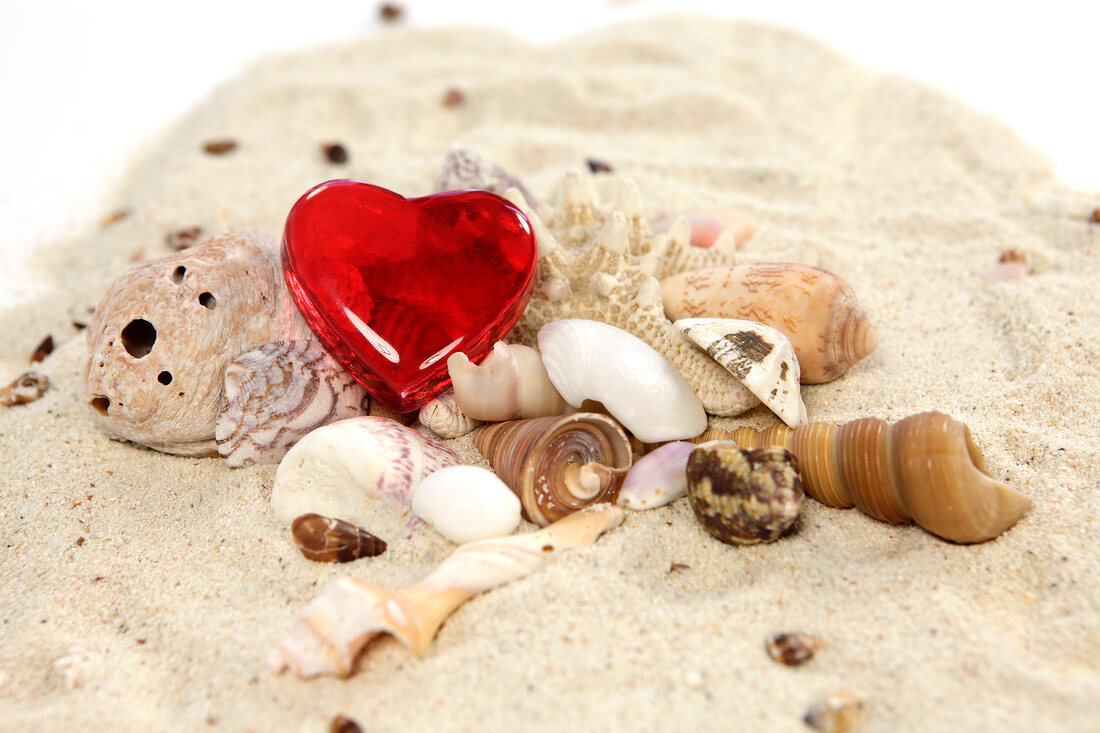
[282,180,537,412]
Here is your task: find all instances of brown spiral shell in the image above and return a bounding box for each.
[474,413,633,526]
[705,411,1031,543]
[686,443,803,544]
[291,513,387,562]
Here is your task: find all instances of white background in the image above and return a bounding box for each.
[2,1,1098,309]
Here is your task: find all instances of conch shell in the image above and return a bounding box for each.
[474,413,634,527]
[447,341,568,421]
[706,412,1030,543]
[661,263,876,383]
[83,229,308,455]
[269,504,624,678]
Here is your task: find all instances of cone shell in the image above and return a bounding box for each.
[708,411,1031,543]
[661,263,876,383]
[474,413,633,526]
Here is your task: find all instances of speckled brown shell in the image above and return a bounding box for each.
[474,413,633,526]
[291,513,387,562]
[82,229,308,456]
[708,411,1032,543]
[686,443,803,545]
[0,372,49,406]
[661,263,876,383]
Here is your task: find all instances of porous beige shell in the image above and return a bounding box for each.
[708,411,1031,543]
[269,504,624,678]
[661,263,876,383]
[501,170,759,417]
[448,341,568,422]
[475,413,634,526]
[82,229,308,455]
[216,340,370,468]
[418,389,483,439]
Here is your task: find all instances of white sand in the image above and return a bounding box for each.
[2,17,1099,731]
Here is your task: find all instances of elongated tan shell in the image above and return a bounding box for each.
[661,263,876,383]
[269,504,624,678]
[448,341,568,422]
[708,411,1031,543]
[216,340,370,468]
[474,413,634,526]
[291,513,387,562]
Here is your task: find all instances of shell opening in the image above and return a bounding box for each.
[120,318,157,358]
[90,395,111,415]
[199,292,217,310]
[158,371,173,385]
[171,266,186,284]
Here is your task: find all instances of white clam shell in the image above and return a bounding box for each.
[618,441,695,510]
[271,417,460,538]
[537,319,707,443]
[411,465,522,544]
[676,318,808,428]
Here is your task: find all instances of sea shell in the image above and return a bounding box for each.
[617,441,694,510]
[707,411,1031,543]
[653,210,757,250]
[82,229,308,456]
[803,693,863,733]
[447,341,568,422]
[366,399,418,426]
[537,319,707,442]
[474,412,633,527]
[269,504,625,678]
[270,416,460,536]
[765,632,821,666]
[291,513,387,562]
[418,389,483,439]
[215,340,370,468]
[686,443,803,545]
[661,263,876,383]
[434,144,537,209]
[411,465,522,543]
[0,371,49,406]
[676,318,808,427]
[501,171,760,417]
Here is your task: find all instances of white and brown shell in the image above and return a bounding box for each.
[474,412,634,526]
[82,229,308,456]
[661,263,876,383]
[216,340,370,467]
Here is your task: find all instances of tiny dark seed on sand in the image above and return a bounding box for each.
[203,139,238,155]
[586,158,613,173]
[166,227,203,250]
[30,335,54,363]
[442,88,465,107]
[322,143,349,164]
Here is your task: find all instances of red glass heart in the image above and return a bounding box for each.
[282,180,537,412]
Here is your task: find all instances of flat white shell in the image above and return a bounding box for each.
[676,318,808,428]
[537,319,707,443]
[411,465,522,544]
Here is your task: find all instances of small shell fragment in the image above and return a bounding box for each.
[803,692,863,733]
[765,632,821,666]
[0,372,49,406]
[291,514,387,562]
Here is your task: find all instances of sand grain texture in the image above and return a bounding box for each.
[2,18,1099,732]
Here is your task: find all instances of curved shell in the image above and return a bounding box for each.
[618,441,695,510]
[661,263,876,383]
[474,412,633,526]
[291,513,387,562]
[709,411,1031,543]
[448,341,568,422]
[686,443,803,544]
[216,340,370,468]
[537,319,707,442]
[271,416,460,537]
[82,229,308,455]
[418,389,483,439]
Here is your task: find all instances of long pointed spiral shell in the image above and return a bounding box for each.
[269,504,624,678]
[474,413,634,526]
[707,411,1030,543]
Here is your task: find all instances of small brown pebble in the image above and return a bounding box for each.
[669,562,692,573]
[1090,207,1100,223]
[75,537,85,547]
[292,514,387,562]
[378,3,404,22]
[442,88,465,107]
[136,639,146,645]
[0,371,49,407]
[803,692,863,732]
[202,139,238,155]
[166,226,203,250]
[100,209,131,227]
[765,632,821,666]
[30,335,54,363]
[330,714,363,733]
[586,158,613,174]
[322,143,349,164]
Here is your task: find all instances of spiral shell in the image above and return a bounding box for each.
[474,413,633,526]
[291,513,387,562]
[686,443,803,545]
[418,389,483,439]
[661,263,876,383]
[708,411,1031,543]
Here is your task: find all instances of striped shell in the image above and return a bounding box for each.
[474,413,633,526]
